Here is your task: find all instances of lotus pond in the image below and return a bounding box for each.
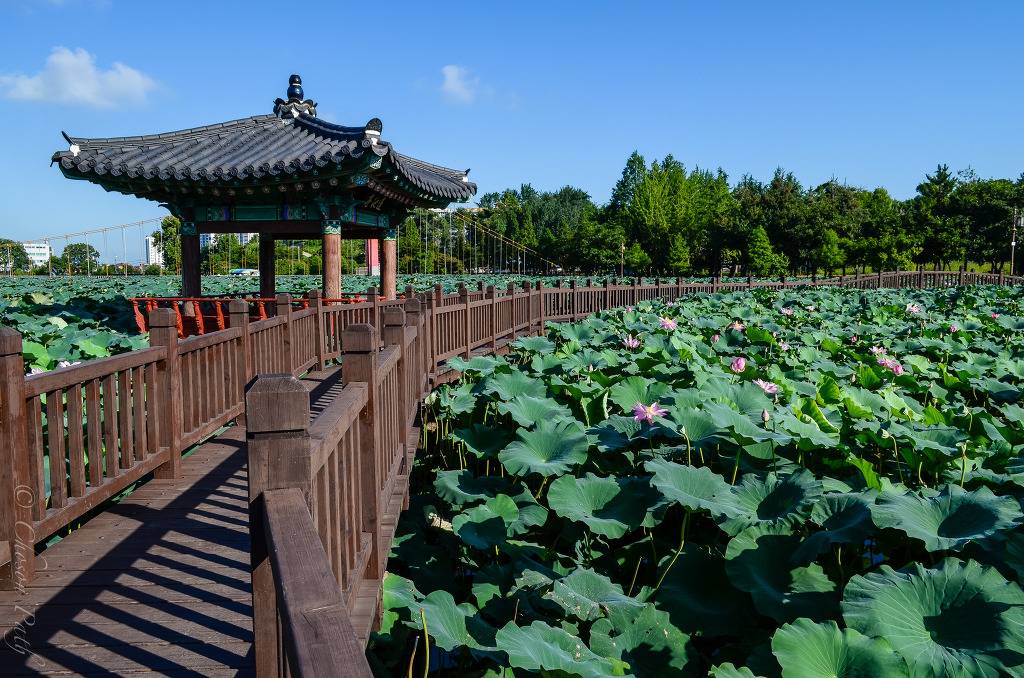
[371,285,1024,677]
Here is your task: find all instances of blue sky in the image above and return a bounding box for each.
[1,1,1022,262]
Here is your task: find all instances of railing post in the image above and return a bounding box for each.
[506,282,517,341]
[308,289,325,371]
[811,272,817,286]
[747,274,753,289]
[536,280,545,333]
[275,293,294,373]
[228,300,253,423]
[522,281,533,335]
[459,283,471,358]
[877,270,883,288]
[631,278,638,306]
[604,278,611,312]
[569,279,578,320]
[341,324,383,579]
[485,284,497,352]
[424,293,437,379]
[998,271,1005,286]
[246,374,313,678]
[404,284,416,301]
[149,309,183,480]
[383,307,408,449]
[404,297,426,396]
[958,266,965,286]
[367,286,380,344]
[0,327,35,589]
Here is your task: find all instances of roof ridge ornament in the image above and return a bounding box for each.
[273,74,317,119]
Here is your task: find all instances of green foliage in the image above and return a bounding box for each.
[372,284,1024,677]
[746,226,789,276]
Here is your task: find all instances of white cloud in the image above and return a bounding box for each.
[0,47,155,108]
[440,64,479,104]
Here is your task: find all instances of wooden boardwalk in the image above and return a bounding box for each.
[0,367,345,677]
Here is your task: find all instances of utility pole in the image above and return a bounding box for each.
[1012,207,1019,277]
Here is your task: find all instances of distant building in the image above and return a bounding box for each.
[23,242,51,269]
[145,236,163,266]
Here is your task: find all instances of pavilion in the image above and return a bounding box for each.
[51,75,477,299]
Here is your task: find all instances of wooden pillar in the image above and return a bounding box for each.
[308,289,325,371]
[487,285,498,352]
[276,293,294,374]
[228,300,253,418]
[380,236,397,300]
[245,374,312,677]
[259,234,275,299]
[459,283,471,358]
[149,309,183,480]
[181,225,201,297]
[340,324,382,578]
[322,229,341,300]
[0,327,34,589]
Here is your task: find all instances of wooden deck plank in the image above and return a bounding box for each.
[0,365,346,676]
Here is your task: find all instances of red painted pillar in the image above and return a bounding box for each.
[366,239,380,276]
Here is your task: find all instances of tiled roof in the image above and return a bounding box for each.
[52,107,476,203]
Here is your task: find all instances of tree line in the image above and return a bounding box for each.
[473,154,1023,276]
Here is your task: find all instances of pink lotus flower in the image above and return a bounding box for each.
[753,379,779,395]
[877,357,905,376]
[805,305,816,312]
[948,324,958,333]
[633,401,668,424]
[780,307,794,317]
[870,346,885,355]
[625,306,634,313]
[779,341,790,351]
[992,312,1000,319]
[622,335,641,350]
[731,356,747,373]
[666,301,676,307]
[730,321,746,332]
[906,303,921,315]
[850,335,859,343]
[659,317,677,331]
[711,333,721,344]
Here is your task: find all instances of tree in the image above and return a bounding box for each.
[911,164,959,269]
[951,173,1016,271]
[606,151,647,222]
[62,243,100,274]
[203,234,243,274]
[0,239,29,273]
[815,229,844,275]
[623,242,651,273]
[151,216,182,272]
[860,188,918,271]
[746,226,788,276]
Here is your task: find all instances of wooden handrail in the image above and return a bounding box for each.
[262,487,372,678]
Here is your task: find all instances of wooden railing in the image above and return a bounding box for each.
[0,269,1021,675]
[246,299,425,677]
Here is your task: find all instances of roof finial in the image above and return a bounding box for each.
[274,73,317,119]
[287,74,304,101]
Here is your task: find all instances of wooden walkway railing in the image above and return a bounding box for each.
[0,268,1020,676]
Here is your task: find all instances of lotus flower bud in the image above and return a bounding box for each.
[761,409,771,423]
